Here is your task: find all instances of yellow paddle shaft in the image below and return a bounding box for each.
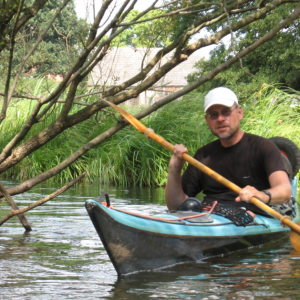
[104,99,300,235]
[146,129,300,234]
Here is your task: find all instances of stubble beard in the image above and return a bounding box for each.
[213,126,240,140]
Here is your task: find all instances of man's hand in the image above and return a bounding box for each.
[169,144,188,170]
[165,144,189,210]
[235,185,269,203]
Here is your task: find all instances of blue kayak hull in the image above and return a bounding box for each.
[85,199,289,276]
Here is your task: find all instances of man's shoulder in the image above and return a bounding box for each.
[243,132,270,145]
[200,139,220,151]
[243,132,279,153]
[194,139,221,158]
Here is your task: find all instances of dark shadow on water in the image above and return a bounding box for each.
[109,238,300,300]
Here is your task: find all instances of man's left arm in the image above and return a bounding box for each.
[266,170,292,204]
[236,170,291,204]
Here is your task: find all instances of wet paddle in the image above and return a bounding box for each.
[103,100,300,251]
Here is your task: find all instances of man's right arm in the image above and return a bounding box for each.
[165,144,189,210]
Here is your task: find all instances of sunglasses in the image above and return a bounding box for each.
[206,106,238,120]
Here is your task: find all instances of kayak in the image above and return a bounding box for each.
[85,192,296,276]
[85,136,300,277]
[84,106,300,276]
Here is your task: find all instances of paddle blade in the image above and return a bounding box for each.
[103,99,147,133]
[290,223,300,251]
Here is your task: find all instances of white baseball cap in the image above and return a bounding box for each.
[204,87,239,112]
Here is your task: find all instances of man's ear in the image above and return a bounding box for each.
[238,106,244,120]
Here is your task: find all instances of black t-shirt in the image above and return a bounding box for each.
[182,133,287,212]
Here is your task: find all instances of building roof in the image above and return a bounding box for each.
[89,47,204,88]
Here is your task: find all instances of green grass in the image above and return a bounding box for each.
[0,81,299,187]
[241,84,300,141]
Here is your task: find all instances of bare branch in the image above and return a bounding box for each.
[0,91,91,106]
[136,3,300,118]
[6,123,124,195]
[117,2,208,27]
[5,0,71,109]
[0,173,85,226]
[0,0,299,191]
[1,0,25,123]
[14,0,49,33]
[5,2,299,194]
[0,182,31,231]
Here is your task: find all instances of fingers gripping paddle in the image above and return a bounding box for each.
[103,100,300,251]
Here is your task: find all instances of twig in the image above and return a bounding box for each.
[0,173,85,227]
[0,182,32,231]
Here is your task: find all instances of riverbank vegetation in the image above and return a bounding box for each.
[1,82,299,187]
[0,1,299,199]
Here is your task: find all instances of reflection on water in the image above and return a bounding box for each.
[1,182,300,299]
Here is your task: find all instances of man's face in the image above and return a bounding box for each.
[205,104,243,139]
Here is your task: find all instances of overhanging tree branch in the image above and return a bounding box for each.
[3,0,71,119]
[0,0,298,170]
[0,0,299,195]
[5,2,300,196]
[0,173,85,226]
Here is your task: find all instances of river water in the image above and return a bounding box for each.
[1,181,300,299]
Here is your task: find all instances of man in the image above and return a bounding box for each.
[165,87,292,219]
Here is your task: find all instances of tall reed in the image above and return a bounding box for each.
[1,81,299,187]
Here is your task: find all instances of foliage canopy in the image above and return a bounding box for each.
[0,0,299,196]
[189,3,300,93]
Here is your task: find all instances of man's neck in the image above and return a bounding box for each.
[220,130,244,148]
